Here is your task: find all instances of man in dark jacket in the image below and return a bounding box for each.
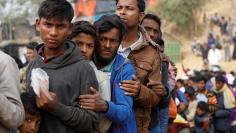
[213,75,235,133]
[26,0,99,133]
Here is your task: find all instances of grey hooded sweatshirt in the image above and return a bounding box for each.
[26,41,99,133]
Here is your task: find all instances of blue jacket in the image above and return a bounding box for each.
[213,92,232,132]
[194,113,208,133]
[103,54,136,133]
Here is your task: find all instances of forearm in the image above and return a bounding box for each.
[51,103,98,132]
[0,94,24,128]
[134,84,160,108]
[103,101,132,123]
[103,84,133,123]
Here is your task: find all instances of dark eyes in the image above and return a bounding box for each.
[116,6,134,10]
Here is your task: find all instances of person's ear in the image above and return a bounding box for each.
[35,18,41,32]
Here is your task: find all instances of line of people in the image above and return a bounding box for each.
[5,0,234,133]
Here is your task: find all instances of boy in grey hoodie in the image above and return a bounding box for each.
[26,0,99,133]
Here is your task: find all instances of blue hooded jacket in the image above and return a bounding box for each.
[102,54,136,133]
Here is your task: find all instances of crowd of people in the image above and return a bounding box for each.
[0,0,236,133]
[192,12,236,70]
[174,68,236,133]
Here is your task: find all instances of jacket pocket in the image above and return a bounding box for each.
[133,58,152,83]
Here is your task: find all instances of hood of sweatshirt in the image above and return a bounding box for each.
[34,40,84,69]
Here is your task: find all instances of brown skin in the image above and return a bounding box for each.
[95,28,120,68]
[116,0,146,97]
[79,87,108,112]
[79,28,121,111]
[116,0,144,48]
[36,18,72,59]
[120,75,141,97]
[197,80,206,92]
[141,18,160,41]
[196,108,206,116]
[184,93,191,101]
[176,82,184,89]
[178,103,186,113]
[26,48,36,62]
[19,112,41,133]
[36,89,59,112]
[72,33,95,60]
[147,80,166,96]
[35,17,72,112]
[216,81,224,91]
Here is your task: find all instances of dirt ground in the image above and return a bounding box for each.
[174,0,236,78]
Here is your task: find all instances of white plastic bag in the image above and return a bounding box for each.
[31,68,52,100]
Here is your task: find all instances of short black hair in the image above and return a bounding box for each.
[185,86,196,97]
[142,13,161,28]
[116,0,146,12]
[177,79,184,85]
[94,14,126,43]
[196,76,207,83]
[215,75,226,83]
[197,101,209,112]
[27,42,38,50]
[38,0,74,22]
[68,21,96,40]
[142,13,162,38]
[21,93,41,116]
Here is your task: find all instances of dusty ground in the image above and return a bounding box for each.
[172,0,236,78]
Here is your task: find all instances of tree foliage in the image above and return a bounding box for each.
[156,0,204,29]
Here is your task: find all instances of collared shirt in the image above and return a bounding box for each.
[118,33,143,58]
[38,46,63,63]
[100,58,116,72]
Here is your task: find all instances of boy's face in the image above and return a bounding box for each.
[116,0,144,28]
[36,18,72,49]
[216,81,224,90]
[141,18,160,41]
[96,28,120,64]
[19,112,41,133]
[184,93,191,101]
[196,108,205,116]
[26,48,35,62]
[72,33,95,60]
[197,80,206,91]
[176,82,182,89]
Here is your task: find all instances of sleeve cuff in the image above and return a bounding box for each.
[102,101,115,118]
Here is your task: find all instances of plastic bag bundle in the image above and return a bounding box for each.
[31,68,52,100]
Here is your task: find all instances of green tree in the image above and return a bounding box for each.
[156,0,204,30]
